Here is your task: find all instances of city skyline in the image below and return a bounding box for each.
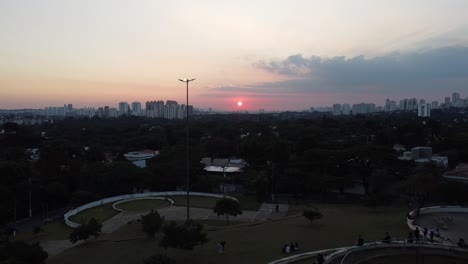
[1,1,468,110]
[3,90,465,115]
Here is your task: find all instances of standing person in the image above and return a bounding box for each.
[285,244,291,254]
[357,235,364,246]
[218,241,223,254]
[218,241,226,254]
[221,241,226,253]
[414,228,420,242]
[275,204,279,213]
[430,230,435,242]
[383,232,391,243]
[423,227,428,239]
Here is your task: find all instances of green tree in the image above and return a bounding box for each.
[213,198,243,224]
[302,208,323,223]
[143,254,176,264]
[141,210,164,238]
[69,217,102,244]
[160,220,207,250]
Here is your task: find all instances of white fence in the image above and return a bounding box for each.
[64,191,237,228]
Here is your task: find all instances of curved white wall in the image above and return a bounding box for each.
[112,197,174,212]
[64,191,237,228]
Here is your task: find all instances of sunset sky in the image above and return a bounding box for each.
[1,0,468,111]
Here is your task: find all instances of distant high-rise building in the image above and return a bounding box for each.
[399,99,409,111]
[97,107,104,117]
[131,102,142,115]
[431,101,439,109]
[418,103,431,117]
[409,98,418,110]
[384,99,391,112]
[352,103,375,115]
[118,102,129,116]
[332,104,342,115]
[452,92,460,105]
[165,102,178,119]
[109,108,118,117]
[342,104,351,115]
[419,99,425,105]
[445,97,451,105]
[146,100,165,118]
[390,101,397,111]
[104,106,110,117]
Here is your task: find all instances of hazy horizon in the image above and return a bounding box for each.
[1,1,468,111]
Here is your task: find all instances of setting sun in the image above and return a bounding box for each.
[237,101,243,107]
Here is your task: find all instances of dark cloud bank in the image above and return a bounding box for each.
[212,46,468,98]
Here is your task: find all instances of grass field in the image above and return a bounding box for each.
[69,203,119,224]
[234,194,261,211]
[47,203,409,264]
[167,195,221,208]
[116,199,171,212]
[15,221,72,242]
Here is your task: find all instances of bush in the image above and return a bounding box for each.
[160,220,207,250]
[213,198,243,225]
[141,210,164,238]
[69,217,102,244]
[302,208,323,223]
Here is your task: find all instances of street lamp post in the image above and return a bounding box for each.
[178,78,195,222]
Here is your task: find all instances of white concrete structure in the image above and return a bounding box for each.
[64,191,237,228]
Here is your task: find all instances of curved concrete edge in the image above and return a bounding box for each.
[112,197,174,212]
[407,206,468,242]
[324,241,468,264]
[268,241,468,264]
[64,191,237,228]
[266,247,351,264]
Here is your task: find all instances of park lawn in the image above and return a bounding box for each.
[116,199,171,212]
[69,203,119,224]
[167,195,220,208]
[47,203,409,264]
[15,220,72,241]
[234,194,261,211]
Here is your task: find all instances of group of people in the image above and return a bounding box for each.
[282,242,300,254]
[411,226,442,243]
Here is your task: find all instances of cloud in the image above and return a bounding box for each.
[252,46,468,96]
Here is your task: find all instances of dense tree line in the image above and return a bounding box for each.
[1,110,468,225]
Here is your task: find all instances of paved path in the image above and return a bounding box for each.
[40,203,290,256]
[41,239,84,256]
